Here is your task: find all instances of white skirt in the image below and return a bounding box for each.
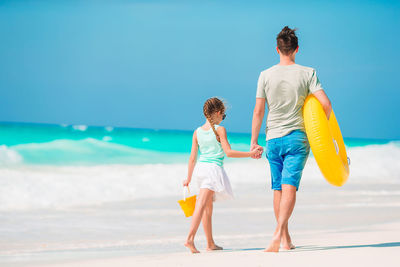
[193,162,234,202]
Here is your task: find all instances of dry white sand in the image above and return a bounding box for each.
[33,221,400,267]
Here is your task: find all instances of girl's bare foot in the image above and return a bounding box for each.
[264,235,281,252]
[206,244,223,251]
[184,240,200,253]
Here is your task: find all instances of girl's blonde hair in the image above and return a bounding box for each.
[203,97,225,142]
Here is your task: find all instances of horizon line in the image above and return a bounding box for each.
[0,120,398,142]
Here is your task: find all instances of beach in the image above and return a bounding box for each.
[2,167,400,266]
[0,123,399,266]
[31,222,400,267]
[4,179,400,267]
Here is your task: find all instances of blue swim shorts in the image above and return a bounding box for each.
[265,130,310,191]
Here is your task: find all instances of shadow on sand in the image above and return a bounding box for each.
[222,242,400,253]
[290,242,400,252]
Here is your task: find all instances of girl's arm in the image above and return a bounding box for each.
[217,126,260,158]
[183,130,198,186]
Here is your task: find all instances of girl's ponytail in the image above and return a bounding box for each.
[203,97,225,143]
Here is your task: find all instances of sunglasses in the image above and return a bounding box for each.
[222,113,226,120]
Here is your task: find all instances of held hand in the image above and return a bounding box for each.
[250,144,258,159]
[182,179,190,187]
[250,144,263,159]
[251,144,263,159]
[255,146,263,159]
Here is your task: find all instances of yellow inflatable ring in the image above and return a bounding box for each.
[303,95,349,186]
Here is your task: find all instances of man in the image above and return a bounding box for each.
[251,26,332,252]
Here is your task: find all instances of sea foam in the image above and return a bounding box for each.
[0,143,399,211]
[0,145,23,165]
[72,124,88,131]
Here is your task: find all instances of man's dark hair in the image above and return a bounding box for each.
[276,26,298,55]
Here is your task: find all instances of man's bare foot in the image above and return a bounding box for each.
[281,233,295,250]
[184,241,200,253]
[264,235,280,252]
[281,242,296,250]
[206,244,223,251]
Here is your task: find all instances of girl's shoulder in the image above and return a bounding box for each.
[215,125,226,133]
[197,125,219,131]
[216,125,226,133]
[196,126,207,132]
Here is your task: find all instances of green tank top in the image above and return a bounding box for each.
[197,125,224,166]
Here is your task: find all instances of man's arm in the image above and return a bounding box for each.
[313,90,332,120]
[251,98,265,158]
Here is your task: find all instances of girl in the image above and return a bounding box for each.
[183,97,262,253]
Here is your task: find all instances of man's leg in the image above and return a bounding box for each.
[273,190,281,234]
[265,184,297,252]
[266,131,309,252]
[282,223,295,250]
[273,190,295,250]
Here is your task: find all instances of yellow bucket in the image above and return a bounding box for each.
[178,187,197,217]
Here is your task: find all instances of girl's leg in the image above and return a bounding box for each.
[201,192,223,251]
[185,188,214,253]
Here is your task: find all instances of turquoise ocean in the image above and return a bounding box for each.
[0,122,394,166]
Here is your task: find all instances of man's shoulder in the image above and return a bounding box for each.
[294,64,317,73]
[259,64,318,80]
[260,65,279,75]
[260,64,316,73]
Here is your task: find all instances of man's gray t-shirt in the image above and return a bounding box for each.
[256,64,323,140]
